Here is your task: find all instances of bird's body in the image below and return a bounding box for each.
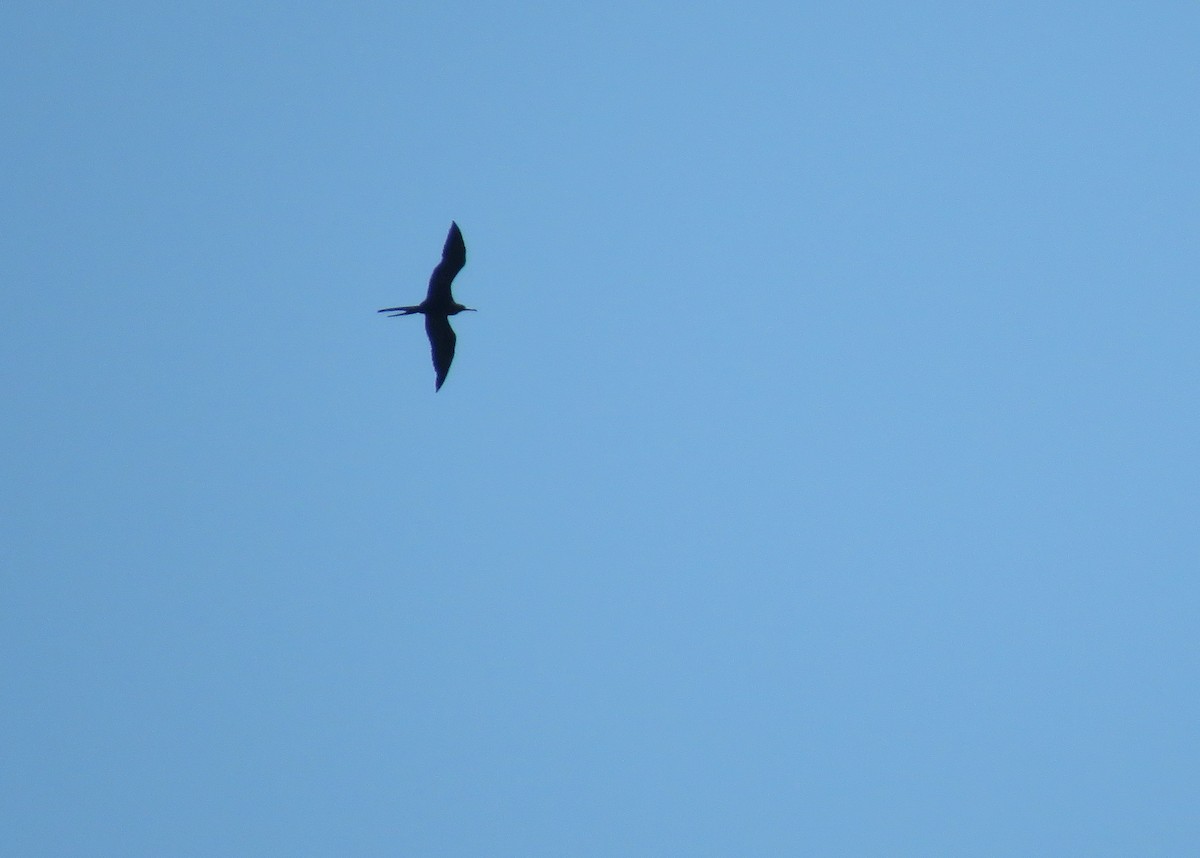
[379,221,474,390]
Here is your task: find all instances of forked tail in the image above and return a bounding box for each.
[378,305,421,317]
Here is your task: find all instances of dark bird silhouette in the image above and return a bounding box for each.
[378,221,475,391]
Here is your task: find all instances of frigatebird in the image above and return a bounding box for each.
[378,221,474,391]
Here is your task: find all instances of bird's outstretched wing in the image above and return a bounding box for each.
[426,221,466,304]
[425,314,457,391]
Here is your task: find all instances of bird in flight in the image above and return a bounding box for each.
[378,221,475,391]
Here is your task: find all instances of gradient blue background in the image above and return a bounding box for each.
[3,2,1197,854]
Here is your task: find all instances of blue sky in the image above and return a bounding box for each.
[3,2,1197,854]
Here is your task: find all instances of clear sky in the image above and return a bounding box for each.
[3,2,1197,855]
